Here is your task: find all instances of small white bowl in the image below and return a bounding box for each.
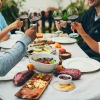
[57,74,72,85]
[43,33,52,39]
[69,33,79,38]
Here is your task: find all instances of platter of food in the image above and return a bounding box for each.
[29,39,55,47]
[27,45,56,54]
[15,73,52,99]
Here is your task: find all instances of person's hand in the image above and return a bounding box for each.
[71,22,85,35]
[9,20,23,30]
[55,20,67,30]
[25,27,36,41]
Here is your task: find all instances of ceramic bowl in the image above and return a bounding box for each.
[57,74,72,85]
[29,53,60,72]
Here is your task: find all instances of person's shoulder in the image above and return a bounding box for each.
[0,12,5,20]
[0,13,3,17]
[86,7,95,13]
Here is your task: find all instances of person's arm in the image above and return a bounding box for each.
[80,32,99,53]
[71,22,99,53]
[0,20,23,40]
[0,34,10,42]
[0,26,36,76]
[98,42,100,53]
[0,35,31,76]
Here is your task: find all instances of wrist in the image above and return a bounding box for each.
[7,25,13,31]
[63,22,67,28]
[80,31,87,37]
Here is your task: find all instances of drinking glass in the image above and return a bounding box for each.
[28,8,41,26]
[67,7,79,38]
[53,9,63,35]
[15,8,28,34]
[53,9,62,22]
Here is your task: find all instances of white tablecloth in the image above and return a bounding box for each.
[1,35,100,100]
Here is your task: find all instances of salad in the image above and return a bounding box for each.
[31,57,56,64]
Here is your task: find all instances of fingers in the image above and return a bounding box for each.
[71,22,76,31]
[17,21,23,29]
[71,22,80,30]
[55,21,61,30]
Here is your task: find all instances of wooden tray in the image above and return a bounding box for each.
[15,73,52,100]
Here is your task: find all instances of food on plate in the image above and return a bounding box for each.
[59,48,66,53]
[27,63,34,71]
[59,83,75,91]
[29,39,55,47]
[26,79,47,89]
[55,42,61,48]
[36,33,43,38]
[27,45,56,54]
[15,73,52,99]
[32,57,56,64]
[59,52,71,59]
[54,68,81,80]
[13,70,34,86]
[52,81,75,91]
[56,65,63,70]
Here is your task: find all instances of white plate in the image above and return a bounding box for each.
[52,37,76,44]
[28,45,56,54]
[0,40,16,49]
[62,57,100,72]
[15,31,24,34]
[52,81,75,92]
[0,34,22,49]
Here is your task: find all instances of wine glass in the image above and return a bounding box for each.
[28,8,41,28]
[53,9,63,35]
[15,8,28,34]
[53,9,62,22]
[67,7,79,38]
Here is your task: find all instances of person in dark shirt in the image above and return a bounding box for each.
[56,0,100,61]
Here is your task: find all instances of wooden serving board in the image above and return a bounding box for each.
[15,73,52,100]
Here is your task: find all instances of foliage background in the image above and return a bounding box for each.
[0,0,26,25]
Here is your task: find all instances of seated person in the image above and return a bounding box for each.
[56,0,100,61]
[71,22,100,62]
[0,0,21,42]
[0,26,36,76]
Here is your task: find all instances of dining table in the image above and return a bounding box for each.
[0,34,100,100]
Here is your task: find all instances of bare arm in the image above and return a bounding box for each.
[0,26,11,40]
[0,34,10,42]
[80,32,99,53]
[0,20,23,40]
[71,22,99,53]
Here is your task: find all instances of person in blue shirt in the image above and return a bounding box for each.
[0,0,21,42]
[0,0,37,76]
[0,13,11,41]
[0,26,36,76]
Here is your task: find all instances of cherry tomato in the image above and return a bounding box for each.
[44,61,50,64]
